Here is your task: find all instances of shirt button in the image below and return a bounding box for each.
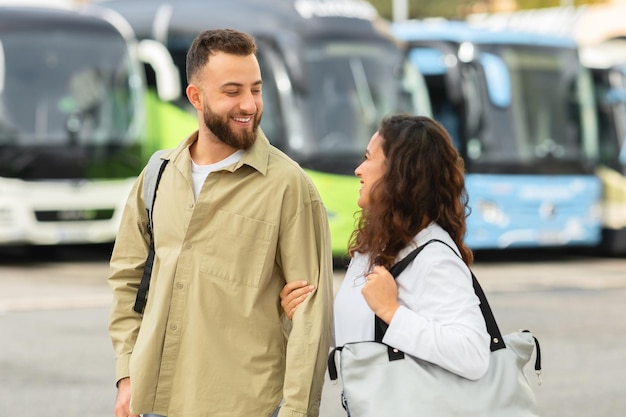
[171,324,178,331]
[185,242,192,249]
[176,282,184,289]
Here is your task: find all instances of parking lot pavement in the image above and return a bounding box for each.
[2,251,626,313]
[2,249,626,417]
[0,262,111,313]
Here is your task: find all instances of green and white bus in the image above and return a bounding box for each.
[0,3,179,245]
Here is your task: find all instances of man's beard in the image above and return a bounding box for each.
[202,103,261,150]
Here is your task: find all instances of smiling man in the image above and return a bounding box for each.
[108,29,333,417]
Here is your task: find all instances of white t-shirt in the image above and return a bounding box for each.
[334,222,491,380]
[191,150,244,200]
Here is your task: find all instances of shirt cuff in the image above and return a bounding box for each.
[382,304,427,350]
[115,354,131,385]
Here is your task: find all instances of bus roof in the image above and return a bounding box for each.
[0,4,138,43]
[0,0,74,8]
[0,6,118,33]
[392,19,577,49]
[580,39,626,69]
[467,4,626,47]
[96,0,397,45]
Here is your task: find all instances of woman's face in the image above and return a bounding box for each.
[355,131,386,209]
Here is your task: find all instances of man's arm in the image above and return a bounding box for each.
[278,198,334,417]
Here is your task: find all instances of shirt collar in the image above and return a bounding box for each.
[166,128,270,176]
[236,128,270,176]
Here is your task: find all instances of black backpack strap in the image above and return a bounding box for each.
[133,153,169,314]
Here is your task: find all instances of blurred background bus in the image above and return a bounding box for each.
[0,2,180,246]
[469,2,626,254]
[392,19,602,250]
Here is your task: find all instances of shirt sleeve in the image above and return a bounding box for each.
[382,249,491,381]
[277,198,334,417]
[107,174,150,384]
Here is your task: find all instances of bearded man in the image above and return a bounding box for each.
[108,29,333,417]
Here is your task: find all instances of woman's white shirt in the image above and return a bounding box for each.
[333,223,491,380]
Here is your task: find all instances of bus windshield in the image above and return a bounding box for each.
[0,27,141,178]
[295,40,425,159]
[467,45,597,173]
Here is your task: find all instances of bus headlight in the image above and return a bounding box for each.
[476,200,509,227]
[0,207,12,224]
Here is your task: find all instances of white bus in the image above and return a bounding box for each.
[0,4,179,246]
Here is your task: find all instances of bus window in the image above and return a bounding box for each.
[0,30,139,150]
[0,5,165,246]
[299,41,384,156]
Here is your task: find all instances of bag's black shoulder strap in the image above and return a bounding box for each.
[373,242,430,345]
[469,265,507,352]
[425,239,505,352]
[133,150,169,314]
[375,238,506,353]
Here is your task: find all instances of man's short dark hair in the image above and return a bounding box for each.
[186,29,257,83]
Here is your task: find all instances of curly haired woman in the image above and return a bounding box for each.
[281,114,491,394]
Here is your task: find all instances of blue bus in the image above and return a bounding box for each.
[392,20,602,250]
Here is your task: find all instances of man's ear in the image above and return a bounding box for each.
[186,83,202,111]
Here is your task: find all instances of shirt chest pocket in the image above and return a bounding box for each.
[200,210,277,288]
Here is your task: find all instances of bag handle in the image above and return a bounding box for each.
[374,239,506,362]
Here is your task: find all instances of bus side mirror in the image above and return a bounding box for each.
[137,39,181,102]
[480,52,511,108]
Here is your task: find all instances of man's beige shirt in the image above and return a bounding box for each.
[108,130,334,417]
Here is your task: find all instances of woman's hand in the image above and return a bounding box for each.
[280,281,315,319]
[361,265,400,324]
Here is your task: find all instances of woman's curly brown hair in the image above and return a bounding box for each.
[349,114,473,269]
